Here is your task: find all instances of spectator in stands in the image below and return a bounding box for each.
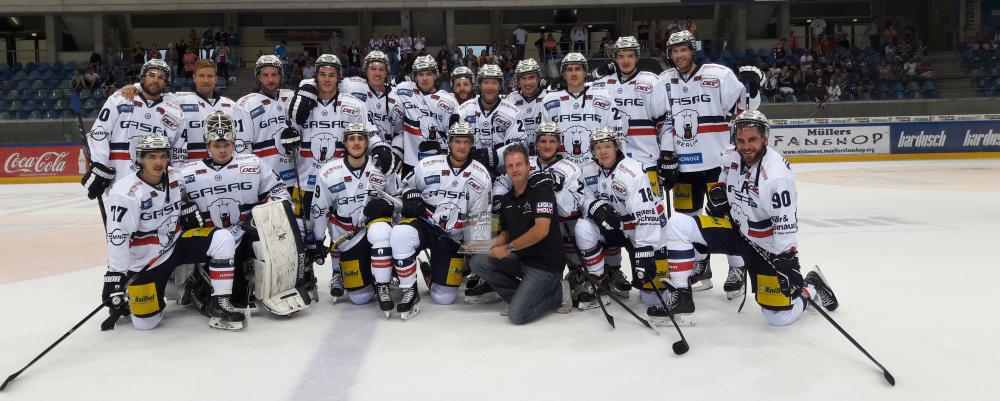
[185,29,199,50]
[131,46,145,66]
[513,25,528,60]
[202,28,215,60]
[685,17,697,36]
[479,49,494,66]
[778,66,795,99]
[668,19,681,35]
[772,38,788,66]
[348,42,361,68]
[183,48,197,78]
[903,57,918,81]
[464,48,479,70]
[544,34,557,61]
[835,25,850,49]
[227,26,239,52]
[571,21,588,53]
[808,77,827,103]
[71,69,87,91]
[215,42,231,80]
[827,78,842,102]
[602,33,614,58]
[878,61,896,83]
[175,39,188,74]
[822,35,836,58]
[866,17,881,51]
[883,20,898,47]
[558,31,571,54]
[637,21,650,49]
[414,31,427,55]
[369,33,382,51]
[83,66,101,90]
[762,70,778,101]
[789,30,799,52]
[800,51,814,68]
[329,31,343,60]
[917,57,934,80]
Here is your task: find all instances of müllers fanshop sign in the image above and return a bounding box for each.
[0,145,85,178]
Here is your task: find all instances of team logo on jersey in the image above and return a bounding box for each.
[328,183,346,193]
[144,113,152,120]
[184,174,195,184]
[240,165,260,174]
[544,100,560,110]
[701,78,719,88]
[107,228,128,246]
[322,110,329,116]
[635,83,652,93]
[215,174,222,181]
[141,198,153,210]
[341,106,360,116]
[682,86,689,93]
[593,99,611,110]
[250,105,265,119]
[89,129,109,141]
[277,105,283,112]
[437,102,454,113]
[117,104,134,113]
[424,175,440,185]
[181,104,199,112]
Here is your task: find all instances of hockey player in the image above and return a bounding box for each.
[102,133,243,331]
[340,50,405,146]
[664,111,838,326]
[455,64,510,174]
[574,127,676,320]
[117,59,248,161]
[309,123,400,316]
[496,58,547,155]
[492,122,584,301]
[396,55,459,176]
[389,122,492,319]
[540,52,620,166]
[82,59,185,200]
[450,66,475,105]
[659,30,752,292]
[238,55,301,192]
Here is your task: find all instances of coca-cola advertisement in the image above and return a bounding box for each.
[0,144,85,179]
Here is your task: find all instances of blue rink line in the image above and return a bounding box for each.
[290,305,378,401]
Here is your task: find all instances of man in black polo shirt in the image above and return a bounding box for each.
[468,144,572,324]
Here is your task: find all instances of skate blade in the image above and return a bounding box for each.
[649,314,696,327]
[208,317,246,331]
[330,296,341,305]
[399,304,421,320]
[576,296,611,310]
[383,310,392,319]
[691,280,713,291]
[610,288,630,299]
[725,287,745,300]
[464,292,503,304]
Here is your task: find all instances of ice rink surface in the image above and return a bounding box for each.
[1,159,998,401]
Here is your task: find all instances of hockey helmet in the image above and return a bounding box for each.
[139,59,171,84]
[203,111,236,144]
[451,66,474,85]
[477,64,504,85]
[135,133,171,161]
[560,52,588,73]
[447,121,475,141]
[613,36,641,56]
[514,58,541,78]
[535,122,562,143]
[589,126,620,148]
[343,122,368,141]
[363,50,390,71]
[666,30,696,53]
[255,55,283,77]
[731,110,770,138]
[315,54,343,77]
[738,66,765,87]
[412,55,438,75]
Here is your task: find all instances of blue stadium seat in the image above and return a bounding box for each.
[41,70,53,80]
[8,100,23,111]
[83,98,97,112]
[35,89,49,100]
[54,99,68,111]
[731,49,745,59]
[37,62,50,72]
[29,110,43,119]
[50,89,64,100]
[45,109,61,119]
[24,99,39,112]
[3,90,18,101]
[745,49,756,59]
[24,62,37,72]
[20,89,33,101]
[0,70,11,81]
[64,61,77,72]
[11,62,23,73]
[905,81,921,97]
[46,79,60,89]
[58,80,72,89]
[0,63,8,73]
[13,70,28,81]
[27,70,41,80]
[1,80,15,91]
[0,100,6,112]
[40,99,53,111]
[51,61,63,72]
[30,80,45,90]
[0,111,11,120]
[78,88,92,99]
[15,80,30,91]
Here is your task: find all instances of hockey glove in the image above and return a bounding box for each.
[363,197,394,220]
[418,140,443,156]
[401,189,426,218]
[527,170,555,190]
[705,183,731,218]
[657,151,679,191]
[371,142,402,175]
[771,251,804,298]
[588,200,622,231]
[81,162,115,200]
[470,147,497,170]
[738,70,762,98]
[291,82,320,126]
[631,246,657,289]
[304,240,327,266]
[279,126,301,153]
[179,201,203,230]
[102,271,129,315]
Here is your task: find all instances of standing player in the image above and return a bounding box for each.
[82,59,185,200]
[396,55,458,176]
[340,50,405,149]
[238,55,301,196]
[389,122,492,319]
[102,133,243,331]
[496,58,547,155]
[659,30,752,294]
[664,111,839,325]
[450,66,476,106]
[574,127,675,318]
[540,52,620,166]
[309,123,400,315]
[455,64,509,174]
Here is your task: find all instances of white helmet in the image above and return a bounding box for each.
[560,52,588,73]
[451,66,474,84]
[203,111,235,144]
[412,55,438,75]
[139,59,171,83]
[514,58,541,78]
[363,50,390,71]
[477,64,504,85]
[613,36,641,56]
[535,122,562,143]
[731,110,770,138]
[343,122,368,141]
[315,54,343,77]
[255,55,283,78]
[589,126,619,148]
[135,133,171,163]
[738,65,766,87]
[666,30,696,52]
[447,121,474,141]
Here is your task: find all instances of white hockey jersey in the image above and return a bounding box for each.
[592,71,670,168]
[492,156,583,219]
[403,155,492,241]
[496,88,547,154]
[719,148,798,256]
[309,157,401,248]
[340,76,404,144]
[395,82,458,167]
[172,92,251,160]
[659,63,748,173]
[455,96,512,154]
[238,90,297,186]
[580,155,668,249]
[104,168,184,273]
[179,154,289,244]
[87,93,185,184]
[540,86,621,166]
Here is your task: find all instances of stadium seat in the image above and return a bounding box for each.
[58,80,72,89]
[64,61,78,72]
[45,109,61,119]
[35,89,49,100]
[20,89,33,101]
[0,70,11,81]
[24,99,39,111]
[51,61,63,72]
[54,99,68,111]
[1,80,15,91]
[24,62,36,72]
[29,110,43,119]
[11,62,23,73]
[41,70,53,80]
[905,81,921,97]
[4,90,18,101]
[83,98,97,112]
[0,111,11,120]
[0,100,5,112]
[0,63,8,73]
[79,88,92,100]
[37,62,50,72]
[40,99,53,111]
[50,89,64,100]
[8,100,23,111]
[30,80,45,90]
[46,79,60,89]
[15,75,30,87]
[27,70,41,80]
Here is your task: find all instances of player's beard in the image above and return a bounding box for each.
[140,82,163,97]
[740,145,765,165]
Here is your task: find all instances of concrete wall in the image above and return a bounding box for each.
[760,98,1000,119]
[3,0,677,13]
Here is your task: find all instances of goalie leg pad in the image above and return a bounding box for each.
[251,200,310,316]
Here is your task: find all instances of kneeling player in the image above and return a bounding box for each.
[309,123,400,317]
[389,122,492,319]
[102,133,243,331]
[664,111,838,326]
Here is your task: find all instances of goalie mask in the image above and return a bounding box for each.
[203,111,236,144]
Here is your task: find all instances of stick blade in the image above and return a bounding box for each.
[884,371,896,386]
[672,341,689,355]
[0,372,19,392]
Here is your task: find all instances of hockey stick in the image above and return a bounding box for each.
[736,232,896,386]
[69,91,108,230]
[0,240,176,392]
[582,269,660,334]
[575,267,614,329]
[643,276,691,355]
[100,238,178,331]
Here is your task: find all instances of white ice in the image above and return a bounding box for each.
[1,159,998,400]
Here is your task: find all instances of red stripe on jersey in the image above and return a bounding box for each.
[330,217,355,231]
[668,260,694,272]
[255,147,278,157]
[129,236,159,247]
[748,228,774,238]
[404,124,422,136]
[698,124,729,133]
[110,152,131,160]
[210,269,235,280]
[627,127,657,136]
[623,222,636,230]
[301,149,313,158]
[188,151,209,159]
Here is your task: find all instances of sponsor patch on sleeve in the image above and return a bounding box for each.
[468,179,484,193]
[240,165,260,174]
[634,83,652,93]
[184,174,195,184]
[397,88,412,97]
[117,104,134,113]
[424,175,441,185]
[585,176,598,185]
[700,78,720,88]
[328,182,346,193]
[535,201,553,215]
[181,104,199,113]
[352,92,368,101]
[544,100,560,110]
[250,105,265,119]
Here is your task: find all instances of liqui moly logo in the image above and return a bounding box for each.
[4,151,69,174]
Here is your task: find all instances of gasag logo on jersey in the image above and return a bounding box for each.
[240,165,260,174]
[117,104,134,113]
[250,105,265,119]
[615,98,644,107]
[544,100,560,110]
[424,175,441,185]
[700,78,719,88]
[119,121,167,134]
[258,115,287,129]
[677,152,703,164]
[188,182,254,200]
[669,94,712,106]
[141,199,183,220]
[107,228,129,246]
[552,114,600,123]
[181,104,199,113]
